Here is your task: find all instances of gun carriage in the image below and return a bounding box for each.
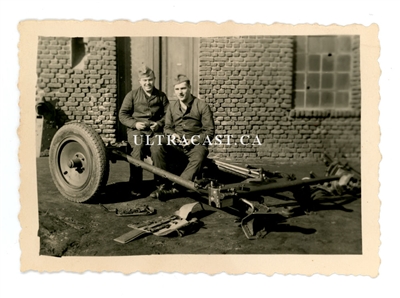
[48,122,361,239]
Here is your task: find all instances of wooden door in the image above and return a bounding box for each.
[130,37,162,91]
[161,37,199,100]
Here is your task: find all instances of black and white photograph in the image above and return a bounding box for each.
[35,34,364,255]
[17,21,379,275]
[5,1,400,297]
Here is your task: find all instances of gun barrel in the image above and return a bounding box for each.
[111,149,198,191]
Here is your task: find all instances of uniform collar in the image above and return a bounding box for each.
[140,86,157,99]
[178,94,194,112]
[180,94,194,107]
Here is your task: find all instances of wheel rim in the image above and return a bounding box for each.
[56,138,92,189]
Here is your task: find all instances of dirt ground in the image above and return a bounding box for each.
[36,157,361,256]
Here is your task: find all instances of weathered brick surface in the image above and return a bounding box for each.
[200,36,361,162]
[36,37,117,144]
[37,36,361,162]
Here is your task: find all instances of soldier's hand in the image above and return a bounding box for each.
[181,139,194,150]
[171,133,181,144]
[150,122,159,132]
[135,122,147,130]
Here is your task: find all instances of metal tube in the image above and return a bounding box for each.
[111,149,198,191]
[214,160,260,177]
[217,166,257,179]
[217,165,259,178]
[234,176,341,195]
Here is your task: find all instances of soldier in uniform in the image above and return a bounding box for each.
[151,74,215,200]
[119,64,169,197]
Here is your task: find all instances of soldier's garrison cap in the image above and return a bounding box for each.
[138,64,155,78]
[173,74,191,86]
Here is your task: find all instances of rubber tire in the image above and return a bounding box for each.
[49,122,109,203]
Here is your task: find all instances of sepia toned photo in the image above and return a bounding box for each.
[19,21,380,275]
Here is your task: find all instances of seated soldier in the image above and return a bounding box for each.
[119,64,169,197]
[151,74,215,200]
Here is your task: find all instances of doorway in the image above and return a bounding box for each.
[116,36,199,141]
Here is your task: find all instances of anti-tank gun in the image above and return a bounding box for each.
[48,122,361,239]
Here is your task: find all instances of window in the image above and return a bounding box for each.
[71,37,88,69]
[294,36,353,109]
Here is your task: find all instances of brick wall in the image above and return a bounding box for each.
[36,36,118,144]
[199,36,361,162]
[36,35,361,163]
